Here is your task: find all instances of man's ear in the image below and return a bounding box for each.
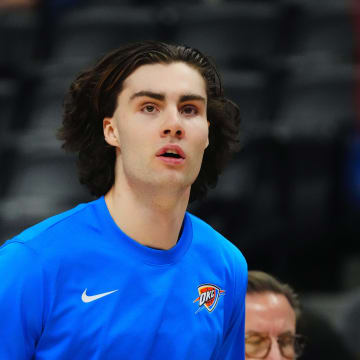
[103,117,120,148]
[205,120,210,149]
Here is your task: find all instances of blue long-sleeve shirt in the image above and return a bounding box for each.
[0,196,247,359]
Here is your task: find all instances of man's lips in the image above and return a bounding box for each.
[155,145,186,159]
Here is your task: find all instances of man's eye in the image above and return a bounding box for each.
[181,106,198,116]
[278,335,295,347]
[142,105,157,113]
[246,336,266,345]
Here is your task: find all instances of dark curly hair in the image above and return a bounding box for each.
[58,41,241,202]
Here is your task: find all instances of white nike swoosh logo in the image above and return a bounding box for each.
[81,288,118,303]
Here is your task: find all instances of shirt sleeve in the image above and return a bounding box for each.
[0,241,45,360]
[215,251,248,360]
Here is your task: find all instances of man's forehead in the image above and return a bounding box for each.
[121,62,207,98]
[246,293,291,310]
[245,293,296,330]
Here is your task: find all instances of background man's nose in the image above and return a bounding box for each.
[266,340,284,360]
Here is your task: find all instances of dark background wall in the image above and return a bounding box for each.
[0,0,359,357]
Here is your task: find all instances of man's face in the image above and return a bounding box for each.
[104,62,209,195]
[245,292,296,360]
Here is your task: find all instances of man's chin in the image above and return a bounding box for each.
[153,174,193,192]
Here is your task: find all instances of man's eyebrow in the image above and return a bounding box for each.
[278,331,295,337]
[245,331,266,337]
[129,91,165,101]
[180,94,206,103]
[129,91,206,104]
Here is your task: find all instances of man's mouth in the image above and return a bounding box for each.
[160,151,182,159]
[156,146,186,160]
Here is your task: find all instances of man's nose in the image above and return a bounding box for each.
[266,340,284,360]
[160,109,185,139]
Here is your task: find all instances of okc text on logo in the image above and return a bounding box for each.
[193,284,225,314]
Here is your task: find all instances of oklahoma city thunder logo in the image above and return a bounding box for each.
[193,284,225,314]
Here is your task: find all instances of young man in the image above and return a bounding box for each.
[0,42,247,359]
[245,271,305,360]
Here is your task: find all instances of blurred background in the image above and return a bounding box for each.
[0,0,359,357]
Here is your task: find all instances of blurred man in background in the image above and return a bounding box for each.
[245,270,305,360]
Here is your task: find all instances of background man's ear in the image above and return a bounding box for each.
[103,117,120,147]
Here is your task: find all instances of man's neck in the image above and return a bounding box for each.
[104,184,190,250]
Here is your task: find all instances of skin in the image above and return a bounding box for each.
[103,62,209,250]
[245,292,296,360]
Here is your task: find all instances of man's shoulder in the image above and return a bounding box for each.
[0,197,105,290]
[187,212,246,264]
[2,197,102,252]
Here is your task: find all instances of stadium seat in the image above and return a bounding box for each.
[221,68,279,140]
[222,70,267,123]
[22,63,81,136]
[274,60,355,140]
[0,145,91,243]
[52,5,161,65]
[174,2,281,69]
[290,0,355,62]
[4,148,86,199]
[0,78,18,139]
[0,8,39,67]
